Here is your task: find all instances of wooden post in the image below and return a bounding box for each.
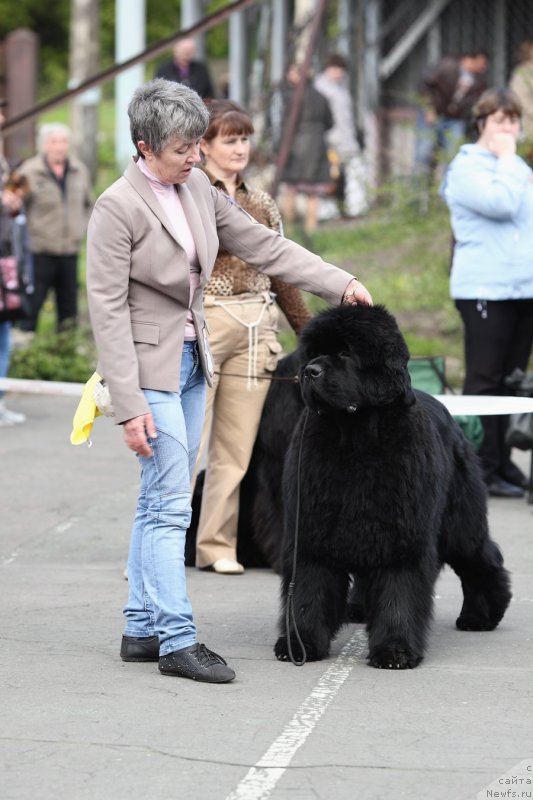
[3,28,37,164]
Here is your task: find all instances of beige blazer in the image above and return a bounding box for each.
[87,160,353,424]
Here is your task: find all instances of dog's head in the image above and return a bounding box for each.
[298,305,416,415]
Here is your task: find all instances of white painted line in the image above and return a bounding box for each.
[1,551,19,566]
[54,519,79,534]
[226,628,368,800]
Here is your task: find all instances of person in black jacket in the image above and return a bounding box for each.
[415,50,488,180]
[155,37,214,99]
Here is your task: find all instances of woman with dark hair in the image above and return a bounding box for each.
[87,79,371,684]
[440,88,533,497]
[194,99,311,574]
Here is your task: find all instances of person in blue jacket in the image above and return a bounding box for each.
[440,87,533,498]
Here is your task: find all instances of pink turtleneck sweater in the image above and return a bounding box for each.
[136,157,200,341]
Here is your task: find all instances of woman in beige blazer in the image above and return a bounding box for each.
[87,78,372,685]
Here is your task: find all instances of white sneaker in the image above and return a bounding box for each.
[0,401,26,426]
[212,559,245,575]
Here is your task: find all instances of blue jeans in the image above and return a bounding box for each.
[414,110,466,175]
[0,321,11,399]
[123,341,206,656]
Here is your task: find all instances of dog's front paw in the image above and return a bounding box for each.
[368,643,422,670]
[274,635,322,663]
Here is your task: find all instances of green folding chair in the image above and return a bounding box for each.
[408,356,484,451]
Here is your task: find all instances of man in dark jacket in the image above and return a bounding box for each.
[415,50,489,179]
[155,38,214,99]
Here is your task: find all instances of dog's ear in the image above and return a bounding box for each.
[390,364,416,407]
[399,367,416,406]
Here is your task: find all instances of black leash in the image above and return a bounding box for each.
[213,370,299,383]
[285,406,310,666]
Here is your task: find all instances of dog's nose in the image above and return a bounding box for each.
[304,363,323,381]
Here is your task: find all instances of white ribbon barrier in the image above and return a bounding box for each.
[0,377,84,396]
[2,378,533,416]
[434,395,533,416]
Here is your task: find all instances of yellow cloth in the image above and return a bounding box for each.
[70,372,102,446]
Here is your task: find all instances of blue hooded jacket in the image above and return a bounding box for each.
[440,143,533,300]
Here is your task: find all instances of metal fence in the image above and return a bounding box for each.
[377,0,533,178]
[381,0,533,109]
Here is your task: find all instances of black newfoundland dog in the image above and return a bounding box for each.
[274,304,512,669]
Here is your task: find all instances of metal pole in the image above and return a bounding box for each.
[365,0,380,111]
[270,0,287,89]
[492,0,506,86]
[337,0,351,57]
[69,0,101,183]
[229,3,247,103]
[181,0,205,59]
[362,0,381,189]
[115,0,146,171]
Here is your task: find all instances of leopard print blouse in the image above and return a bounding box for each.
[202,169,311,333]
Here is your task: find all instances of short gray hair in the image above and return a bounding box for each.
[37,122,70,155]
[128,78,210,157]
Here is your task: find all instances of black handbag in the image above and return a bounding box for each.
[0,211,33,322]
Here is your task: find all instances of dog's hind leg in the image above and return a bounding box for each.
[448,538,512,631]
[365,565,436,669]
[274,561,350,663]
[346,574,368,623]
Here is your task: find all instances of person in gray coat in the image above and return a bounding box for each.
[280,63,333,234]
[314,54,368,218]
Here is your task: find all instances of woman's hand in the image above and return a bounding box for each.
[342,278,373,306]
[1,189,22,213]
[487,131,517,158]
[123,413,157,457]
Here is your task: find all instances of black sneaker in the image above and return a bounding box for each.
[120,635,160,662]
[487,477,525,498]
[159,643,236,683]
[501,467,529,489]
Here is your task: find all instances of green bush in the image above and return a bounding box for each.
[9,326,96,383]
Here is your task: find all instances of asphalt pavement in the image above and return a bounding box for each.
[1,394,532,800]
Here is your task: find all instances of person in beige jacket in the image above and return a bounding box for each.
[18,123,92,331]
[195,100,312,575]
[87,78,372,685]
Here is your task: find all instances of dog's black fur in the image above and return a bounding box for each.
[274,305,512,669]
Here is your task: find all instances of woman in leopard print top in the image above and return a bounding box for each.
[195,100,311,574]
